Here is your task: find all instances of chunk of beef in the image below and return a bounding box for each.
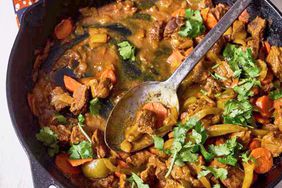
[247,16,266,38]
[85,113,106,131]
[90,78,113,99]
[210,3,228,20]
[213,61,235,87]
[50,125,71,142]
[247,38,260,59]
[136,109,158,135]
[203,77,222,98]
[70,126,87,144]
[149,21,165,41]
[51,87,73,111]
[164,17,184,38]
[221,167,244,188]
[169,164,191,182]
[92,129,109,158]
[92,175,118,188]
[261,132,282,157]
[126,150,151,168]
[70,85,88,115]
[266,46,282,81]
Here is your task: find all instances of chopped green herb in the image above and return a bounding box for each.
[78,114,85,124]
[241,152,256,163]
[198,166,228,181]
[270,89,282,100]
[179,9,205,38]
[211,73,227,81]
[234,78,260,100]
[153,135,164,150]
[117,41,136,61]
[217,155,238,166]
[55,114,67,124]
[200,144,214,162]
[223,99,253,126]
[36,127,59,157]
[68,141,94,159]
[89,98,101,115]
[223,44,260,78]
[129,173,150,188]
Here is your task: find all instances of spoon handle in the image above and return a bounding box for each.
[164,0,252,90]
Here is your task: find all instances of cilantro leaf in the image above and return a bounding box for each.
[129,173,149,188]
[223,99,253,126]
[200,144,214,162]
[89,98,101,115]
[234,78,260,100]
[55,114,67,124]
[153,135,164,150]
[117,41,136,61]
[179,9,205,38]
[241,151,256,163]
[213,184,221,188]
[223,44,260,78]
[209,137,242,156]
[68,141,94,159]
[36,127,59,157]
[78,114,85,124]
[198,166,228,181]
[217,155,237,166]
[270,89,282,100]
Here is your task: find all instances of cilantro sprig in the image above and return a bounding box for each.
[36,127,59,157]
[179,9,205,38]
[68,140,94,159]
[223,99,253,126]
[89,98,101,115]
[117,41,136,61]
[270,89,282,100]
[198,166,228,181]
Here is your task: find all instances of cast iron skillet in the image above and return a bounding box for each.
[6,0,282,187]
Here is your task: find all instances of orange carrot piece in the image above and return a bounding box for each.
[201,8,210,22]
[249,139,261,150]
[142,102,168,127]
[101,69,117,84]
[54,18,73,40]
[68,158,93,167]
[184,47,194,57]
[250,147,273,174]
[64,75,82,92]
[239,9,250,23]
[55,153,81,175]
[264,41,271,54]
[117,159,129,169]
[167,50,184,67]
[206,13,218,29]
[255,96,273,118]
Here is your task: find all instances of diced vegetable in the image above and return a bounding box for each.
[68,158,93,167]
[55,153,81,175]
[54,19,73,40]
[242,162,255,188]
[255,96,273,117]
[90,33,108,43]
[82,159,111,179]
[250,147,273,174]
[64,75,82,92]
[207,124,247,137]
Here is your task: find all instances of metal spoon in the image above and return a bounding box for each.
[105,0,252,152]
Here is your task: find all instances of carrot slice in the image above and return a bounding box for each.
[206,13,218,29]
[172,8,185,17]
[101,69,117,84]
[250,147,273,174]
[200,8,210,22]
[54,18,73,40]
[255,96,273,117]
[55,153,81,175]
[142,102,168,127]
[167,50,184,69]
[264,41,271,54]
[64,75,82,92]
[249,139,261,150]
[68,158,93,167]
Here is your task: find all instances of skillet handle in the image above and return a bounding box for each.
[29,156,60,188]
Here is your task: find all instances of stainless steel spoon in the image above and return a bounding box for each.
[105,0,252,152]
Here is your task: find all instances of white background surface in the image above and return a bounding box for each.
[0,0,281,188]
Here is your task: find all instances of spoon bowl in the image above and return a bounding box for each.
[104,0,253,152]
[105,81,179,152]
